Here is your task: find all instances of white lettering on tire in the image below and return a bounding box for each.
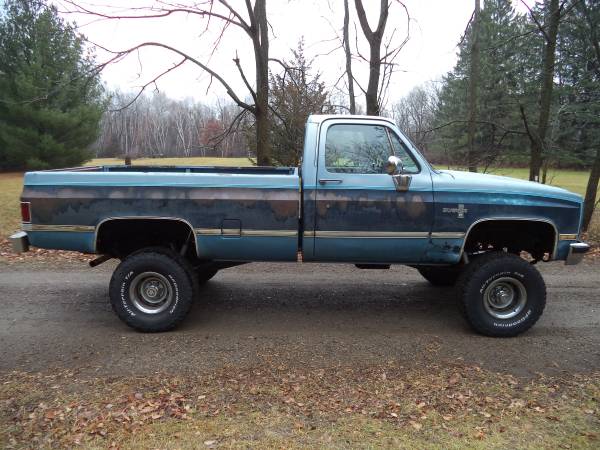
[168,274,179,314]
[480,270,531,328]
[493,309,531,328]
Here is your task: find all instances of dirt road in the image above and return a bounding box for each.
[1,260,598,377]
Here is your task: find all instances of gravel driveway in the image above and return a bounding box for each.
[1,260,598,377]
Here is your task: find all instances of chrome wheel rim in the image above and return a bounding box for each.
[483,277,527,320]
[129,272,173,314]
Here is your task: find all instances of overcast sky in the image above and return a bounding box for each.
[56,0,533,109]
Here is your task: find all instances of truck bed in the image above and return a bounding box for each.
[22,165,301,261]
[46,165,296,175]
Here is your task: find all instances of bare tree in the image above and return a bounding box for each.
[353,0,409,115]
[63,0,273,164]
[391,84,439,153]
[577,0,600,231]
[93,90,249,159]
[343,0,356,114]
[520,0,565,181]
[467,0,480,173]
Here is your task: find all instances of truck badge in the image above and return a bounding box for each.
[442,204,468,218]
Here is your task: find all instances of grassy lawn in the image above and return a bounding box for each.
[487,168,592,197]
[437,166,591,196]
[0,173,28,240]
[0,159,598,240]
[1,364,598,449]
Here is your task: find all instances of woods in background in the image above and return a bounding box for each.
[419,0,600,228]
[0,0,104,170]
[94,93,247,159]
[0,0,598,227]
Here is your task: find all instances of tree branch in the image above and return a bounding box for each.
[110,58,187,112]
[101,41,256,114]
[60,0,249,31]
[234,52,257,104]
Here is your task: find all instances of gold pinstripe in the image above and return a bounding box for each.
[22,224,95,232]
[304,231,465,239]
[24,224,464,240]
[195,228,297,237]
[559,234,578,241]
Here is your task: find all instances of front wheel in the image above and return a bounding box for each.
[456,252,546,337]
[109,248,195,332]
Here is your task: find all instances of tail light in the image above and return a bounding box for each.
[20,202,31,223]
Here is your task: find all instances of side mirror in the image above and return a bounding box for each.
[386,155,411,192]
[385,155,403,175]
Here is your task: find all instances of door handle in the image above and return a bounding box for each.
[319,178,343,184]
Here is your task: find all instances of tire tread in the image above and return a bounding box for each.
[109,247,196,332]
[456,252,546,337]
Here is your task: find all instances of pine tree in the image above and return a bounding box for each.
[0,0,104,171]
[269,40,333,166]
[433,0,535,169]
[555,0,600,230]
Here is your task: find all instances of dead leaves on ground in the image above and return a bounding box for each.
[1,364,599,448]
[0,239,93,265]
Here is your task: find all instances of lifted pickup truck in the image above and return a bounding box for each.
[11,115,590,336]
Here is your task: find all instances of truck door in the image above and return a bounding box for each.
[313,119,434,263]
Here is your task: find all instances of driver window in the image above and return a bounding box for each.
[389,132,419,174]
[325,124,392,174]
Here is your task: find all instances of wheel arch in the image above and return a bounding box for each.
[94,216,198,257]
[460,217,558,260]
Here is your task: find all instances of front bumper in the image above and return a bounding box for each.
[565,241,590,265]
[9,231,29,253]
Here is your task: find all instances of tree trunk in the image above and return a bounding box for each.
[355,0,388,116]
[467,0,480,173]
[529,0,560,182]
[582,147,600,231]
[578,0,600,229]
[542,159,549,184]
[365,37,382,115]
[253,0,271,165]
[343,0,356,114]
[255,90,270,165]
[254,52,270,164]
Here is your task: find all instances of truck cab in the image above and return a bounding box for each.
[301,115,434,263]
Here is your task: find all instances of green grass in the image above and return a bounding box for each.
[0,159,598,240]
[438,166,592,196]
[0,173,27,239]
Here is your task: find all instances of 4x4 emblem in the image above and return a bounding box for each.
[442,203,468,219]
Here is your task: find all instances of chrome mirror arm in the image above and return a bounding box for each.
[386,155,411,192]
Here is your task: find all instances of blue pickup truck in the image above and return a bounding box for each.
[10,115,590,336]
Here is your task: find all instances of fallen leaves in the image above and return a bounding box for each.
[0,238,94,265]
[448,373,461,386]
[0,365,598,448]
[409,420,422,431]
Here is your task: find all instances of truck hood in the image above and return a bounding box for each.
[434,170,582,203]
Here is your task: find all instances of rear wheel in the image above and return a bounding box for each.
[456,252,546,337]
[109,247,196,332]
[418,265,462,286]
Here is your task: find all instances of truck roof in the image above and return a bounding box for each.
[307,114,396,126]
